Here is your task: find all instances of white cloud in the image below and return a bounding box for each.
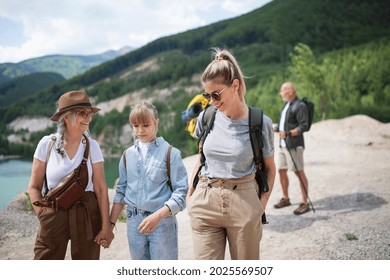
[0,0,272,63]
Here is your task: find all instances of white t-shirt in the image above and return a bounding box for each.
[279,102,291,148]
[34,134,104,192]
[138,141,152,162]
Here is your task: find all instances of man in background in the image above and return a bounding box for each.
[273,82,310,215]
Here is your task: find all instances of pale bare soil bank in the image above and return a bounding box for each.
[1,115,389,260]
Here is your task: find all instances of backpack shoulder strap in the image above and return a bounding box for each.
[46,135,56,163]
[198,105,217,166]
[248,107,264,167]
[198,105,217,146]
[81,134,89,162]
[290,98,302,116]
[43,135,57,195]
[166,145,173,192]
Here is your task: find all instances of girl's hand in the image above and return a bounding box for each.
[95,229,115,248]
[138,206,170,235]
[186,186,195,203]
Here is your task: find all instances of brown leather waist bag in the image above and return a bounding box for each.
[34,135,89,210]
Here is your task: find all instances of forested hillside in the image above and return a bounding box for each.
[0,72,65,107]
[1,0,389,158]
[0,46,132,83]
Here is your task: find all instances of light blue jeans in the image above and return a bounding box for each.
[126,207,178,260]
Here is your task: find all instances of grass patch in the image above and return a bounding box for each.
[118,206,128,223]
[345,233,358,241]
[24,192,33,211]
[118,213,127,223]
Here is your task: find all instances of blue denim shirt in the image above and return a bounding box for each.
[113,137,188,215]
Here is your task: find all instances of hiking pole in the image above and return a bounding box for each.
[285,137,316,213]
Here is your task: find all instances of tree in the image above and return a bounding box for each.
[288,43,329,120]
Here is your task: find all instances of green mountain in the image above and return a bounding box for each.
[1,0,389,158]
[0,46,133,82]
[0,72,65,107]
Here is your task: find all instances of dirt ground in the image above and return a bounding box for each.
[1,114,389,260]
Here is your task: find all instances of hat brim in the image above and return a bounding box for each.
[50,105,101,121]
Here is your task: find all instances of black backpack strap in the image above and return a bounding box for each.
[248,107,264,168]
[198,105,217,167]
[192,105,217,188]
[249,107,270,224]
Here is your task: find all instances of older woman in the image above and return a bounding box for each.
[186,48,276,260]
[28,90,113,259]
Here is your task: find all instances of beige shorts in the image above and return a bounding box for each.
[278,147,304,171]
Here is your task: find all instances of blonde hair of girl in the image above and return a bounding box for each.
[129,101,159,140]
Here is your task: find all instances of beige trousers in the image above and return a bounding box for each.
[187,174,263,260]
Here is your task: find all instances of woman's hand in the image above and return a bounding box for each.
[186,186,195,203]
[95,228,115,248]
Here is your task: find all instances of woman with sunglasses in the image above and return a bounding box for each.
[28,90,114,259]
[186,48,276,260]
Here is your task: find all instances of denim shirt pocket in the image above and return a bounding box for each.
[148,161,167,185]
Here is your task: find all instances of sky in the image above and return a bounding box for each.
[0,0,272,63]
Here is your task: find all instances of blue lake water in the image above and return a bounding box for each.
[0,160,32,212]
[0,158,120,212]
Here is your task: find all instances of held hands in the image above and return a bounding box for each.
[95,228,115,249]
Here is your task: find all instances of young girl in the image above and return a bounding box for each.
[109,101,188,260]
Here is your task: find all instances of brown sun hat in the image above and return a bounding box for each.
[50,90,101,121]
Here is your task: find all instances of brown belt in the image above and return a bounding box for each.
[68,192,96,255]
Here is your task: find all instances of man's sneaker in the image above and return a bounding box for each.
[274,198,291,209]
[293,203,310,215]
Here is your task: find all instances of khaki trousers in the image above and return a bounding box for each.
[188,174,263,260]
[33,192,101,260]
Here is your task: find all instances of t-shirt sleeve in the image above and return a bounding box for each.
[89,138,104,163]
[262,115,275,158]
[33,135,52,162]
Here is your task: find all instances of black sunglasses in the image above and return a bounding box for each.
[202,84,231,101]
